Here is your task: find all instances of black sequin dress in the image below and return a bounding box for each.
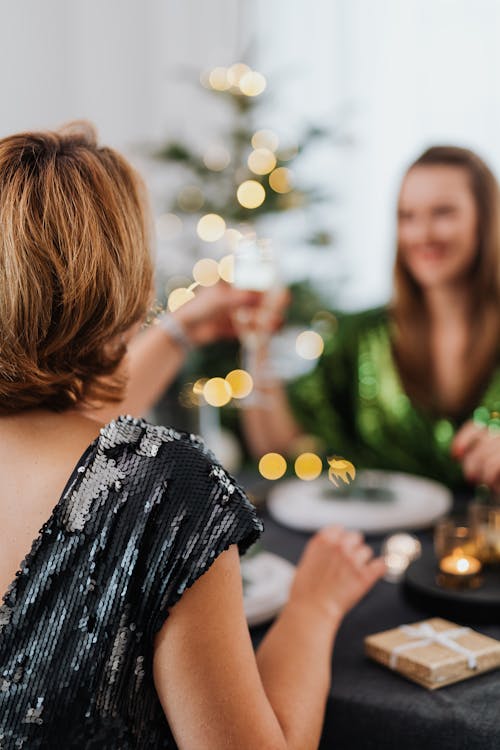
[0,416,263,748]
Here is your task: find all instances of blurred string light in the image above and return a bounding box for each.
[296,330,324,360]
[178,185,204,212]
[203,377,232,407]
[218,254,234,283]
[156,213,183,241]
[196,213,226,242]
[312,310,338,336]
[204,63,267,98]
[247,148,277,176]
[193,378,208,396]
[294,452,323,481]
[259,452,287,480]
[208,66,231,91]
[239,71,267,96]
[165,275,193,296]
[166,248,237,315]
[237,180,266,209]
[225,369,253,399]
[167,286,196,312]
[203,145,231,171]
[328,457,356,486]
[192,258,220,287]
[269,167,293,194]
[252,129,279,152]
[227,62,251,87]
[192,368,254,406]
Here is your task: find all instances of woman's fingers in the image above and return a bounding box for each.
[451,420,486,458]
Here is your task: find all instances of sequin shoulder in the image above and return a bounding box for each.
[0,415,262,748]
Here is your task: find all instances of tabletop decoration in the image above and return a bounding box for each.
[382,533,422,583]
[468,495,500,565]
[365,617,500,689]
[433,516,483,590]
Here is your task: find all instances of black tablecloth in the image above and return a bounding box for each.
[250,507,500,750]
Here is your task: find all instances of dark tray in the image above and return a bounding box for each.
[404,549,500,624]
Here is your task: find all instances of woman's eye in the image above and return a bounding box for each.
[433,206,456,217]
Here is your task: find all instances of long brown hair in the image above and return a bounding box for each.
[392,145,500,417]
[0,122,154,414]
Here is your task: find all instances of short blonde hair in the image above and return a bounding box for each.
[0,121,154,413]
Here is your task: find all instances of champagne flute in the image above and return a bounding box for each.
[232,235,278,404]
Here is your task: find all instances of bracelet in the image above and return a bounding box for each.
[158,313,192,352]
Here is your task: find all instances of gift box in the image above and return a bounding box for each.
[365,618,500,689]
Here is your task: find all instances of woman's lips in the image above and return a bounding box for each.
[409,245,449,262]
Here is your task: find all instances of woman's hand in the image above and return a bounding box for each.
[288,526,385,626]
[452,420,500,491]
[173,282,260,346]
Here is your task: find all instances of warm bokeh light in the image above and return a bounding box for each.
[168,287,196,312]
[196,213,226,242]
[296,331,325,360]
[259,453,287,480]
[247,148,277,176]
[165,275,193,297]
[192,258,220,287]
[156,213,183,241]
[328,457,356,486]
[252,129,279,152]
[193,378,208,396]
[312,310,338,335]
[227,62,251,86]
[225,369,253,399]
[269,167,293,194]
[178,185,204,212]
[224,228,243,250]
[239,71,267,96]
[203,145,231,171]
[218,254,235,283]
[203,377,233,407]
[294,453,323,481]
[208,66,231,90]
[237,180,266,209]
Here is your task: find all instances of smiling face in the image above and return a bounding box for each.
[397,164,479,290]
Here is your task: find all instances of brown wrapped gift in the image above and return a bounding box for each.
[365,618,500,689]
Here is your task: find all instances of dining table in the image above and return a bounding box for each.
[249,501,500,750]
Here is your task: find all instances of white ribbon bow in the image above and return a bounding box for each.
[389,623,477,670]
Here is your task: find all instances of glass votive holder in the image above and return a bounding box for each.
[433,517,478,559]
[468,495,500,565]
[434,518,483,590]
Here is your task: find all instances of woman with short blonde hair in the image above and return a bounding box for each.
[0,123,382,749]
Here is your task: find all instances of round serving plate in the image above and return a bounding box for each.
[404,549,500,623]
[267,470,452,534]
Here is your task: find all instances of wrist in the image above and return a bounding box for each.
[281,596,342,642]
[158,312,193,353]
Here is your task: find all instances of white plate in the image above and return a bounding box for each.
[242,551,295,627]
[267,470,452,534]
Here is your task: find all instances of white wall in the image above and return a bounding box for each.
[2,0,500,309]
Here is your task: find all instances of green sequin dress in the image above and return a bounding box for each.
[287,307,500,490]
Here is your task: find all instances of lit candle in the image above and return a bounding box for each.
[437,553,482,590]
[382,533,422,583]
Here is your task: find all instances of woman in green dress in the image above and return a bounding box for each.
[243,146,500,492]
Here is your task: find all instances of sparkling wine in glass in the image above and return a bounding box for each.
[232,235,278,403]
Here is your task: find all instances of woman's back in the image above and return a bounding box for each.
[0,414,261,747]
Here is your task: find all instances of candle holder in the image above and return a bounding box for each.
[434,518,483,590]
[468,494,500,565]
